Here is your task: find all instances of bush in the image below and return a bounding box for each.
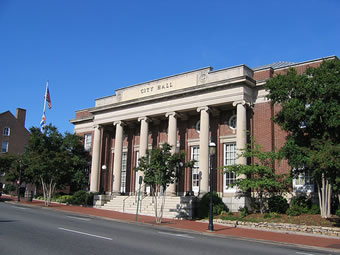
[71,190,94,206]
[335,208,340,217]
[309,204,320,215]
[268,196,289,213]
[290,195,312,213]
[286,204,303,216]
[3,184,16,194]
[264,212,281,219]
[197,192,228,219]
[55,195,73,203]
[239,207,248,218]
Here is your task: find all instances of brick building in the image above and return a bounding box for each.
[0,108,30,155]
[71,56,336,216]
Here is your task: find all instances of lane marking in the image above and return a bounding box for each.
[14,207,28,210]
[296,252,314,255]
[158,231,194,239]
[66,215,91,221]
[58,227,112,240]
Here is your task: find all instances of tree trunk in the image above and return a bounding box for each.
[153,185,166,224]
[318,174,331,218]
[40,177,55,207]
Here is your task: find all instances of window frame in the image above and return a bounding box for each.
[84,133,92,151]
[3,127,10,136]
[1,141,9,153]
[223,142,237,192]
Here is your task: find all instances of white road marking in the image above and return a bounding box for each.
[296,252,314,255]
[58,227,112,240]
[66,215,91,221]
[158,231,194,239]
[15,206,28,210]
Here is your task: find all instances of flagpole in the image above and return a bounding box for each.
[42,80,48,115]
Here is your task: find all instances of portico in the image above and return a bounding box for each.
[72,63,255,213]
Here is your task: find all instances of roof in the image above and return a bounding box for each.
[253,61,296,71]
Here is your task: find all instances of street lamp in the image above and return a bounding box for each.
[208,141,216,231]
[101,165,107,194]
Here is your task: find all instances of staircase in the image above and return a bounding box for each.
[96,195,195,219]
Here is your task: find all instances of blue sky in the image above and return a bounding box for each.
[1,0,339,134]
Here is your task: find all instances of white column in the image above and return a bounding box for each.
[233,100,248,165]
[165,112,177,195]
[90,125,101,192]
[112,121,124,194]
[197,106,210,194]
[138,117,150,183]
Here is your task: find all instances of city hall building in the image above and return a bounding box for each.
[71,56,335,217]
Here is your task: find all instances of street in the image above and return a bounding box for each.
[0,202,336,255]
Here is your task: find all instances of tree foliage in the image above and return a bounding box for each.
[134,143,193,223]
[24,125,90,205]
[224,141,290,214]
[265,59,340,217]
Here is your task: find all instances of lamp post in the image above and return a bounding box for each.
[101,165,106,194]
[208,142,216,231]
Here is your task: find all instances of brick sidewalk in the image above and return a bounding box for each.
[2,196,340,252]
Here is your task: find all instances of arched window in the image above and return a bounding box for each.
[3,127,10,136]
[228,115,237,129]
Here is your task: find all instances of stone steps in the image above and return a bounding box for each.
[99,195,194,219]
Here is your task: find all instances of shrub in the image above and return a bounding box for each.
[309,204,320,215]
[335,208,340,217]
[268,196,289,213]
[3,184,16,194]
[71,190,94,206]
[290,195,312,213]
[197,192,228,219]
[264,212,281,219]
[286,204,303,216]
[239,207,248,218]
[55,195,73,203]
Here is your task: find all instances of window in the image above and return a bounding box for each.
[120,152,127,193]
[1,141,8,153]
[84,134,92,151]
[224,143,236,191]
[191,146,200,192]
[3,127,10,136]
[293,169,314,192]
[135,151,140,191]
[228,115,237,129]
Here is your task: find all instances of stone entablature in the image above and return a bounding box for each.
[94,65,254,108]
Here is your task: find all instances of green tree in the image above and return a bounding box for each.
[24,125,89,206]
[265,59,340,218]
[224,141,290,214]
[134,143,193,223]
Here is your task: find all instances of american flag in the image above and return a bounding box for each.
[45,87,52,109]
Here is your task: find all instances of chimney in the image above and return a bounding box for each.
[16,108,26,127]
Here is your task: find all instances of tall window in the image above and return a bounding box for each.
[3,127,10,136]
[135,151,140,191]
[293,169,314,192]
[120,152,127,193]
[191,146,200,192]
[1,141,8,153]
[224,143,236,191]
[84,134,92,151]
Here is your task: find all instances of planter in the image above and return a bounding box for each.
[24,190,33,202]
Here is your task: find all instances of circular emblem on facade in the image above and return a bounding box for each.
[199,73,207,83]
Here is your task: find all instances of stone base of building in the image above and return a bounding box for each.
[222,192,251,212]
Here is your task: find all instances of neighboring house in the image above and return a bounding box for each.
[70,56,335,213]
[0,108,30,155]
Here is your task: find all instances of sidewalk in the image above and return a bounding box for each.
[2,196,340,252]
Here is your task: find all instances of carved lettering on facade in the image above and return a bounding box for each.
[140,82,173,94]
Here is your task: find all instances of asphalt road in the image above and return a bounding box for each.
[0,202,336,255]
